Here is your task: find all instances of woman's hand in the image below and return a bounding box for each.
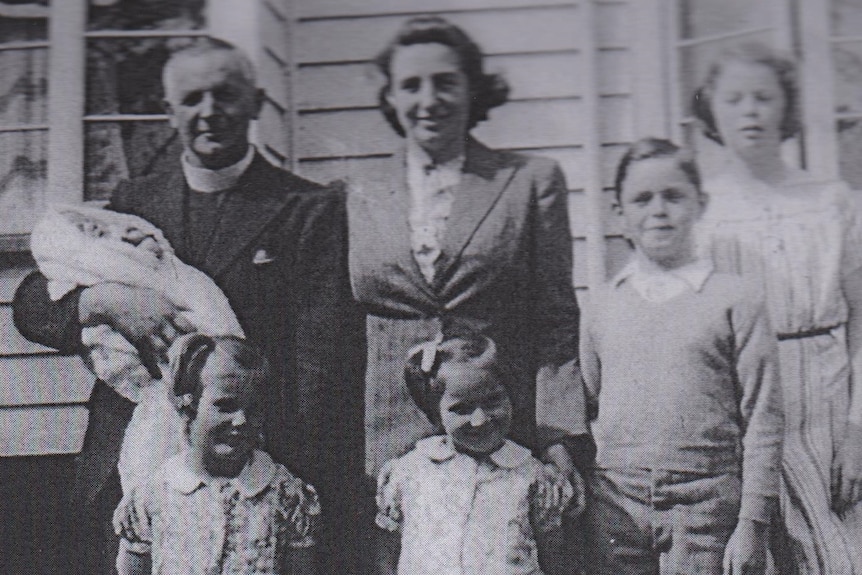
[832,422,862,515]
[723,519,768,575]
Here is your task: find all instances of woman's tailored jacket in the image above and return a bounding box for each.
[349,138,585,475]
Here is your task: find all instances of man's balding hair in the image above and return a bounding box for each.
[162,36,257,91]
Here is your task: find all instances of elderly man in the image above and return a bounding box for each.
[14,38,365,575]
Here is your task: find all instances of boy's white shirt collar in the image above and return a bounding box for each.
[181,145,255,193]
[613,253,714,303]
[162,448,275,497]
[415,435,532,469]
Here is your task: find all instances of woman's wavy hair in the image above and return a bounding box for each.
[374,15,510,136]
[404,332,513,427]
[692,42,800,145]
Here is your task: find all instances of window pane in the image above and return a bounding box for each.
[87,0,204,31]
[0,48,48,124]
[678,0,773,40]
[0,130,47,234]
[833,42,862,116]
[0,1,48,42]
[84,121,180,201]
[86,37,188,115]
[0,3,49,126]
[832,0,862,37]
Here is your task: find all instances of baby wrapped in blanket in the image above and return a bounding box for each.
[30,204,245,492]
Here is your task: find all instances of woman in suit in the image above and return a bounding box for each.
[349,15,586,484]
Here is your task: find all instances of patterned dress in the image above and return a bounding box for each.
[122,449,320,575]
[376,436,573,575]
[699,170,862,575]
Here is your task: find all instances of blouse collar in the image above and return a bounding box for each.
[163,449,276,498]
[415,435,532,469]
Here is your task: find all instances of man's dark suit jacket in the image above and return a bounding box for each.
[14,153,365,571]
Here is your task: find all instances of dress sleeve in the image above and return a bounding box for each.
[278,475,322,549]
[532,159,586,449]
[375,458,405,533]
[529,462,574,533]
[835,183,862,278]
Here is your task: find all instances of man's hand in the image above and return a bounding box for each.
[723,519,768,575]
[832,422,862,515]
[79,283,193,376]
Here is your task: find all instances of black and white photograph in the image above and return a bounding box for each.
[1,1,862,574]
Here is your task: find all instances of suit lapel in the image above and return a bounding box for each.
[204,155,290,278]
[434,139,515,283]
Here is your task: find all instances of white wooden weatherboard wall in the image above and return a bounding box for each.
[0,257,93,456]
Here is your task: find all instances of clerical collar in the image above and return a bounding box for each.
[182,146,255,193]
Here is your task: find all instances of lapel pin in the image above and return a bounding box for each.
[252,248,275,265]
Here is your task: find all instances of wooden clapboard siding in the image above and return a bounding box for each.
[295,49,630,111]
[0,255,93,456]
[296,0,576,19]
[0,355,93,408]
[0,307,52,356]
[291,0,637,288]
[0,405,90,456]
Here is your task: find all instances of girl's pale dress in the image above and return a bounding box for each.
[700,171,862,575]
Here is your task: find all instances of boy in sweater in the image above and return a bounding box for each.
[580,138,783,575]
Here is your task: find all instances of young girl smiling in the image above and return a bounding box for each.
[376,333,574,575]
[116,334,320,575]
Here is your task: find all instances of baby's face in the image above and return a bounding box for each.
[62,210,164,259]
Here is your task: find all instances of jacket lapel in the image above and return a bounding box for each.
[203,155,290,278]
[434,139,514,283]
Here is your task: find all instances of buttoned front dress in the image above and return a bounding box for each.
[376,436,572,575]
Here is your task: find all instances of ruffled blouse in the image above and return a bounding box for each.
[406,147,464,283]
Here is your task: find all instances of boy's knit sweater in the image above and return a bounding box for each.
[580,268,783,523]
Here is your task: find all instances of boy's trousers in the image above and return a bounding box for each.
[585,467,740,575]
